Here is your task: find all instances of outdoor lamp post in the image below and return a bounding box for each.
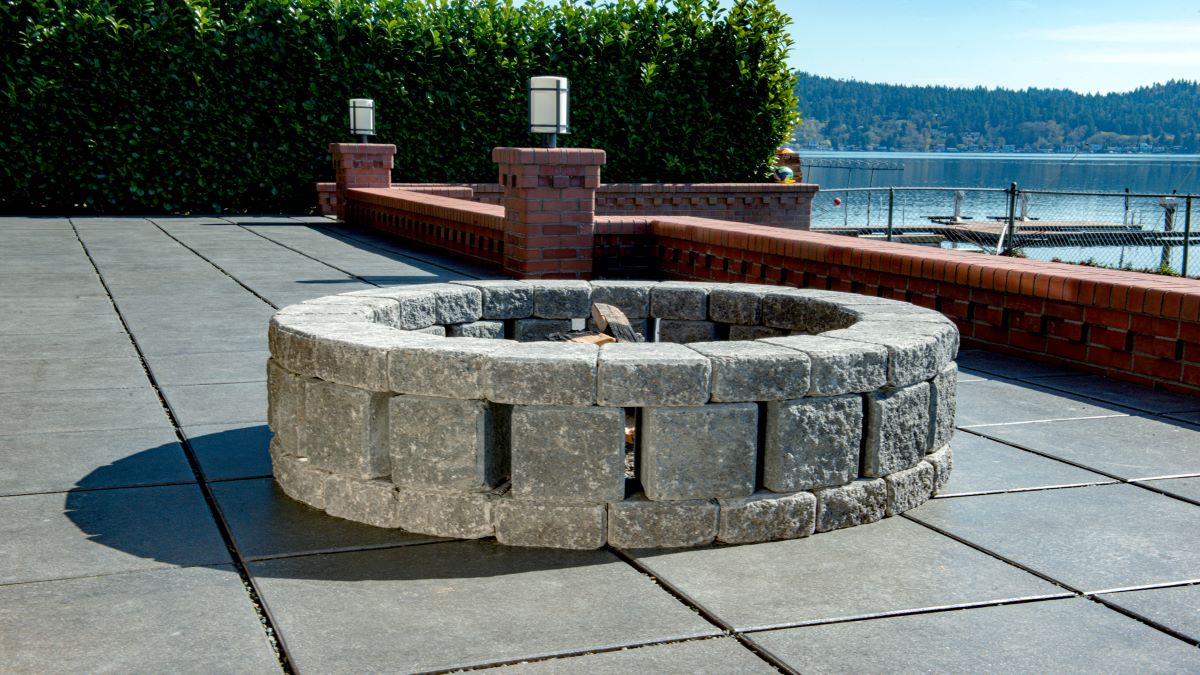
[349,98,375,144]
[528,76,569,148]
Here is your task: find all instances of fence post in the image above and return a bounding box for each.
[886,188,894,242]
[1160,196,1177,273]
[998,182,1018,255]
[1184,195,1193,278]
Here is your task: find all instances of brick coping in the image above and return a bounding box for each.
[267,281,958,549]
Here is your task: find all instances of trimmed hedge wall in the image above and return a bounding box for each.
[0,0,799,214]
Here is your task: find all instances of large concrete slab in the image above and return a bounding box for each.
[1097,584,1200,644]
[0,565,281,673]
[955,378,1136,427]
[249,542,720,672]
[1136,477,1200,503]
[0,331,136,360]
[209,477,438,560]
[627,517,1065,631]
[486,637,776,674]
[909,483,1200,592]
[0,427,193,496]
[0,387,170,435]
[955,348,1082,379]
[970,414,1200,480]
[183,423,274,481]
[161,381,268,426]
[0,485,229,584]
[938,432,1114,496]
[145,350,270,386]
[749,598,1200,672]
[0,355,149,393]
[1032,374,1200,414]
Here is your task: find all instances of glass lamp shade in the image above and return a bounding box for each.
[349,98,375,136]
[528,76,569,135]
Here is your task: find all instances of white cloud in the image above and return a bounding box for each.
[1032,21,1200,43]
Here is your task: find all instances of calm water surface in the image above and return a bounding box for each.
[802,152,1200,276]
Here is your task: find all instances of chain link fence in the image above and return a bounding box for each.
[810,186,1198,278]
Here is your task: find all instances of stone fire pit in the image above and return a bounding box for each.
[267,280,957,549]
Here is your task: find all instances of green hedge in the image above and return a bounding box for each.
[0,0,798,214]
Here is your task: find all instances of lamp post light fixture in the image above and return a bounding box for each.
[528,76,569,148]
[349,98,375,144]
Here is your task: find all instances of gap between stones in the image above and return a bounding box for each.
[70,218,298,675]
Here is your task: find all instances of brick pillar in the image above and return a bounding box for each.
[492,147,606,280]
[330,143,395,221]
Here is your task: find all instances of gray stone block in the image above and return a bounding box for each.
[389,337,508,399]
[763,335,888,396]
[485,342,598,406]
[267,359,307,454]
[717,491,816,544]
[657,319,717,344]
[512,318,572,342]
[607,495,719,548]
[590,281,655,318]
[526,280,592,318]
[270,440,329,509]
[390,396,503,491]
[345,286,440,330]
[434,285,482,325]
[450,280,534,319]
[300,379,390,479]
[650,281,713,320]
[814,479,887,532]
[289,296,401,325]
[929,362,958,450]
[510,405,625,502]
[494,500,607,550]
[728,324,788,341]
[764,394,863,492]
[688,341,811,402]
[324,474,401,528]
[864,382,931,477]
[270,315,438,391]
[823,322,953,388]
[596,343,711,407]
[924,444,953,494]
[708,283,767,325]
[395,488,494,539]
[641,404,757,501]
[761,289,855,333]
[407,325,446,336]
[885,462,935,517]
[447,321,505,339]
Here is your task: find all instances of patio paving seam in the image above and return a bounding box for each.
[0,479,198,499]
[958,427,1200,506]
[69,218,296,674]
[221,219,393,290]
[605,546,794,673]
[1088,593,1200,648]
[899,512,1086,595]
[146,219,280,310]
[444,636,792,674]
[961,413,1130,428]
[735,594,1078,634]
[934,479,1122,499]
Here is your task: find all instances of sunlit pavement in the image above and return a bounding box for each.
[1,216,1198,673]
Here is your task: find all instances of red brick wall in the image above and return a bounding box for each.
[649,216,1200,395]
[596,183,817,229]
[346,188,505,268]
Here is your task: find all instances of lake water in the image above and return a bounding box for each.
[800,152,1200,276]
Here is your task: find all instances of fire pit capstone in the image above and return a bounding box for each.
[267,280,957,549]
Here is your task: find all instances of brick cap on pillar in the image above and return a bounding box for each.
[330,143,397,156]
[492,147,606,166]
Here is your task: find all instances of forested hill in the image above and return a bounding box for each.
[792,72,1200,153]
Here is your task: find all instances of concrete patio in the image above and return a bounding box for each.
[1,215,1198,673]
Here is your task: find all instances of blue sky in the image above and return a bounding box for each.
[775,0,1200,93]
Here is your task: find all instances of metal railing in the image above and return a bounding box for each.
[810,185,1197,278]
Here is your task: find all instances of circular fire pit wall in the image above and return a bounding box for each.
[267,281,957,549]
